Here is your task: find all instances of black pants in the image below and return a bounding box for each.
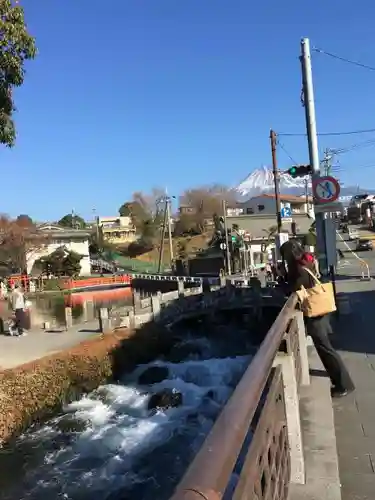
[305,314,354,391]
[14,308,25,335]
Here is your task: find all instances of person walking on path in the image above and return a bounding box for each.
[280,240,354,398]
[9,285,27,337]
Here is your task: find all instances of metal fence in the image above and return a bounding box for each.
[170,293,304,500]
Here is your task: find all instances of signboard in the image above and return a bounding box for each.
[220,243,227,250]
[324,217,337,268]
[314,201,344,214]
[275,232,289,250]
[312,176,340,204]
[281,217,293,223]
[281,206,292,218]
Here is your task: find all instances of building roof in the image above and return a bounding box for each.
[226,213,313,239]
[244,194,313,203]
[37,224,91,239]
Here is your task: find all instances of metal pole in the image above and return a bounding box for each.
[157,199,168,274]
[300,38,327,275]
[222,199,232,275]
[305,178,309,209]
[166,198,174,267]
[270,129,282,233]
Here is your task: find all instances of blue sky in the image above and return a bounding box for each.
[3,0,375,220]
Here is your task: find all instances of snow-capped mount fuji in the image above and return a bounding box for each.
[236,166,310,200]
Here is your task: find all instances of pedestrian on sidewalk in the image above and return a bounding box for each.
[9,284,27,337]
[280,240,355,398]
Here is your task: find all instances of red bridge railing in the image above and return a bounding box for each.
[61,274,132,290]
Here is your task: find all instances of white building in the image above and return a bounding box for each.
[26,224,91,276]
[98,216,136,245]
[237,194,313,216]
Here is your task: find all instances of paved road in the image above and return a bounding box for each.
[336,227,375,278]
[331,271,375,499]
[0,320,100,370]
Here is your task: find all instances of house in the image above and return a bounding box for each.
[26,224,92,276]
[98,216,136,245]
[238,194,313,216]
[226,213,313,239]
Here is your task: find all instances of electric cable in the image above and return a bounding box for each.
[276,141,299,165]
[279,128,375,137]
[313,47,375,72]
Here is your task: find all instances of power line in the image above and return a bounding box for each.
[313,47,375,72]
[332,138,375,155]
[277,140,299,165]
[279,128,375,137]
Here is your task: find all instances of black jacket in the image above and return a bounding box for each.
[285,264,317,294]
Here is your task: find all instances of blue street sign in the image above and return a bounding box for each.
[281,206,292,218]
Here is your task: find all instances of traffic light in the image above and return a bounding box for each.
[287,165,313,178]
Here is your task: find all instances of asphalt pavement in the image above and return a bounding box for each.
[336,226,375,278]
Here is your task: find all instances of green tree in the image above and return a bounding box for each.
[36,248,82,277]
[62,250,82,277]
[0,1,37,147]
[58,214,86,229]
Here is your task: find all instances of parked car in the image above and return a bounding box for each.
[348,229,360,241]
[356,239,373,251]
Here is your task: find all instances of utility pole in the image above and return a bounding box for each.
[304,178,309,209]
[300,38,327,275]
[166,197,174,267]
[157,199,168,274]
[222,199,232,275]
[270,130,282,234]
[323,148,333,176]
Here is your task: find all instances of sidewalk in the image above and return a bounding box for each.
[332,278,375,499]
[0,320,100,370]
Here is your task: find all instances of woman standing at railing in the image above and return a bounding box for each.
[280,240,355,398]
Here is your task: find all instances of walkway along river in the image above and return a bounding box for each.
[0,307,268,500]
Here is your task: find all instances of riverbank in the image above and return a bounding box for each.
[0,321,100,370]
[0,319,175,445]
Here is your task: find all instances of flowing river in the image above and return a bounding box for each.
[0,324,255,500]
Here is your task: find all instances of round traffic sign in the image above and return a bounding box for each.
[312,176,340,203]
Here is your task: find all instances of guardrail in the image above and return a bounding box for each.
[170,293,310,499]
[61,275,132,290]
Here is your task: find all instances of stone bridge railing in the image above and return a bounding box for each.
[100,280,286,332]
[170,292,312,500]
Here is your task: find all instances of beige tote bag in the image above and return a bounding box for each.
[296,267,336,318]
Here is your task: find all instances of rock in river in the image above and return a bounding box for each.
[147,389,183,411]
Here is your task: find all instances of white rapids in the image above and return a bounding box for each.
[0,336,251,500]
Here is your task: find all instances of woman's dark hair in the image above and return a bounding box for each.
[280,239,304,264]
[280,239,313,281]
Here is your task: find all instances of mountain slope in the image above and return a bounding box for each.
[236,166,310,199]
[235,166,375,201]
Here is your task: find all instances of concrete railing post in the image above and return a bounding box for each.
[127,309,135,329]
[65,307,73,330]
[273,352,305,485]
[99,308,110,333]
[177,280,185,297]
[132,289,141,312]
[294,310,310,386]
[151,294,161,318]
